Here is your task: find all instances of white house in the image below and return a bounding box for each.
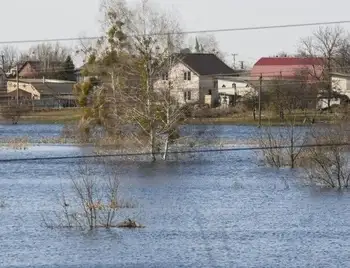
[318,72,350,109]
[331,72,350,97]
[154,53,235,107]
[7,78,76,108]
[216,76,255,106]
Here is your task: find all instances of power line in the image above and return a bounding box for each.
[0,142,349,163]
[1,20,350,45]
[178,20,350,35]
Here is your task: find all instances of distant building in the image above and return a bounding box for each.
[15,61,64,79]
[331,72,350,97]
[216,76,255,106]
[7,78,76,108]
[154,53,235,107]
[316,72,350,110]
[250,57,324,80]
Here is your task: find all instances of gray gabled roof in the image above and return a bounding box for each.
[32,82,74,96]
[8,78,75,96]
[174,53,234,76]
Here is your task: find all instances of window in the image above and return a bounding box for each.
[232,83,236,89]
[184,91,191,101]
[184,71,191,81]
[208,90,212,95]
[222,85,226,88]
[162,72,168,80]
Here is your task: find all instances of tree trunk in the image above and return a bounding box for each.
[150,128,156,162]
[163,137,169,160]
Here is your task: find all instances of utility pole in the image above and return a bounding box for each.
[1,54,4,70]
[232,53,238,69]
[258,73,262,128]
[239,61,244,70]
[16,64,19,105]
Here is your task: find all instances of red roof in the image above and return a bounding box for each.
[250,57,325,80]
[255,57,324,66]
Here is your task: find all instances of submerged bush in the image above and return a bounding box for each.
[42,163,141,230]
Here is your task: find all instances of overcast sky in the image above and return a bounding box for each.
[1,0,350,68]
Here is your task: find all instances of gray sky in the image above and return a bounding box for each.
[1,0,350,68]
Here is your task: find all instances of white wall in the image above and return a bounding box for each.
[154,62,200,104]
[217,79,253,96]
[317,98,341,109]
[7,81,40,98]
[332,76,350,97]
[199,76,217,103]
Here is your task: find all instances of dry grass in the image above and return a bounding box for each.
[186,110,338,126]
[20,108,83,123]
[3,137,30,150]
[5,106,341,126]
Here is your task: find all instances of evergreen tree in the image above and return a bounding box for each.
[58,56,76,81]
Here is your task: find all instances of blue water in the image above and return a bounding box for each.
[0,124,350,267]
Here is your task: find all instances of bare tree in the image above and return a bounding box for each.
[42,162,140,230]
[77,0,186,161]
[0,46,18,72]
[21,42,72,78]
[257,117,310,168]
[0,101,31,125]
[153,55,187,160]
[303,123,350,189]
[299,26,348,110]
[73,0,216,162]
[188,34,226,61]
[28,42,70,62]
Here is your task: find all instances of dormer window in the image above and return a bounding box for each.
[184,71,191,81]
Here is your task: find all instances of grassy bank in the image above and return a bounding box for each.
[3,108,84,124]
[185,112,336,126]
[1,108,339,125]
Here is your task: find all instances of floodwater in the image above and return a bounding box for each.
[1,124,350,267]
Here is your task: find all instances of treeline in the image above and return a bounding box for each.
[0,43,76,80]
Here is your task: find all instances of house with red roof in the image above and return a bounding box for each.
[250,57,328,110]
[250,57,325,81]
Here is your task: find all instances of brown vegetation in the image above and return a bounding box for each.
[0,103,31,124]
[258,117,350,189]
[302,123,350,188]
[42,162,139,230]
[257,117,310,168]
